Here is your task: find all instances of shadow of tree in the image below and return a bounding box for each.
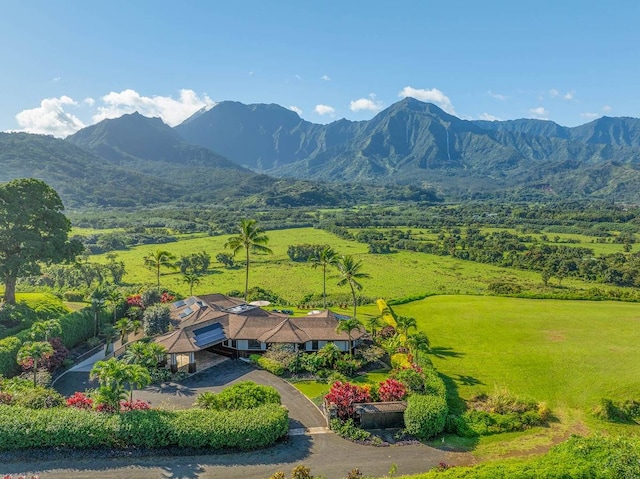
[429,346,465,359]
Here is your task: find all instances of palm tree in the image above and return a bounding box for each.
[122,363,152,401]
[395,316,418,338]
[310,245,339,309]
[107,288,124,323]
[29,318,61,342]
[90,358,150,407]
[144,249,177,287]
[115,318,132,344]
[17,341,54,386]
[123,341,167,369]
[91,286,109,337]
[182,272,201,296]
[336,255,370,321]
[366,315,383,340]
[336,317,363,358]
[224,219,273,301]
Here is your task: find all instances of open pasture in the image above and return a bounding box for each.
[359,295,640,412]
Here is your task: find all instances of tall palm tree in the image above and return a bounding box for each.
[107,288,124,323]
[122,363,152,401]
[123,341,167,369]
[115,318,132,344]
[90,358,151,407]
[310,245,339,309]
[336,255,370,321]
[224,219,273,301]
[336,317,363,358]
[144,249,177,287]
[91,286,109,337]
[182,272,201,296]
[17,341,54,386]
[366,315,383,340]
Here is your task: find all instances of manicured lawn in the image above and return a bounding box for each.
[358,296,640,413]
[292,369,391,402]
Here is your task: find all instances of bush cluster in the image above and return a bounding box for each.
[250,354,285,376]
[0,403,288,451]
[593,398,640,423]
[404,394,448,440]
[194,381,281,410]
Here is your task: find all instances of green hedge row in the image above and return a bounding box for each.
[404,394,448,440]
[0,403,289,450]
[0,309,99,378]
[250,354,285,376]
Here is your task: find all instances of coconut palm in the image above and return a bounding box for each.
[182,272,201,296]
[123,341,167,369]
[336,317,363,358]
[395,315,418,338]
[115,318,132,344]
[144,249,177,287]
[336,255,370,321]
[107,288,124,323]
[123,363,152,401]
[90,358,151,407]
[310,245,339,309]
[224,219,273,301]
[17,341,54,386]
[29,318,61,342]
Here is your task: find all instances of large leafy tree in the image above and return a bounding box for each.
[310,245,339,309]
[224,219,273,301]
[17,340,54,386]
[336,255,370,321]
[0,178,82,304]
[336,317,363,357]
[143,249,176,287]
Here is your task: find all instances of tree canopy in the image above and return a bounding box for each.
[0,178,82,304]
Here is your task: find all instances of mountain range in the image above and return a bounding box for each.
[3,98,640,207]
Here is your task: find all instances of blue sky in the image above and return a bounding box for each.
[2,0,639,137]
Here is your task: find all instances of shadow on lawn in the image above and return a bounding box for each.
[429,346,465,359]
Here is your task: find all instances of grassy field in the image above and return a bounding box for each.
[292,369,391,404]
[91,227,632,304]
[358,296,640,414]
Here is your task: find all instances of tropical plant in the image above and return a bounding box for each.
[90,358,151,406]
[324,381,371,420]
[182,272,201,296]
[406,331,431,356]
[224,219,273,301]
[123,341,167,369]
[107,288,124,323]
[317,342,342,368]
[143,249,177,287]
[29,318,61,342]
[366,315,383,340]
[335,255,370,321]
[395,315,417,338]
[142,304,171,336]
[115,318,132,344]
[310,245,339,308]
[90,285,109,337]
[336,318,363,358]
[16,341,54,387]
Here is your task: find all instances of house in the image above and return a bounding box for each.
[153,293,366,372]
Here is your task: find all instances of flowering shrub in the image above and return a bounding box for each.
[324,381,371,420]
[95,402,117,413]
[120,399,151,411]
[160,292,175,303]
[126,294,143,307]
[0,392,13,405]
[66,391,93,410]
[378,378,407,402]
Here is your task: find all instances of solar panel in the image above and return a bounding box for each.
[186,297,197,306]
[193,323,226,348]
[179,306,193,318]
[173,300,186,308]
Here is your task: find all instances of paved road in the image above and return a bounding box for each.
[37,360,469,478]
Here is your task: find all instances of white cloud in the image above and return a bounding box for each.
[320,74,331,81]
[289,105,303,115]
[14,95,85,137]
[488,90,507,101]
[398,86,456,114]
[52,77,61,82]
[83,97,95,106]
[581,112,599,120]
[529,106,549,119]
[92,89,215,126]
[602,105,613,113]
[294,74,302,80]
[563,90,575,100]
[478,112,501,121]
[349,95,383,113]
[549,88,560,98]
[314,104,335,116]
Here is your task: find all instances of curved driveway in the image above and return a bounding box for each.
[28,360,469,479]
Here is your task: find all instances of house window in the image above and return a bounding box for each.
[248,339,262,350]
[311,340,319,351]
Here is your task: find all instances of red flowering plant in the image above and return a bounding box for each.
[127,294,144,307]
[66,391,93,410]
[377,378,407,402]
[120,399,151,412]
[160,292,175,303]
[324,381,371,420]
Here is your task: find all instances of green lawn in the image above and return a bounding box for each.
[292,369,391,402]
[357,296,640,413]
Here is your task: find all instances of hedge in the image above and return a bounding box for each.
[404,394,448,440]
[0,403,288,451]
[0,336,24,377]
[250,354,285,376]
[194,381,281,410]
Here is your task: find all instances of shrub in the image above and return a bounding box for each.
[390,353,411,369]
[63,291,85,302]
[378,378,407,402]
[66,392,93,410]
[330,418,374,442]
[404,394,448,440]
[59,309,95,349]
[11,386,65,409]
[324,381,371,420]
[142,304,170,336]
[195,381,280,410]
[120,399,151,412]
[250,355,285,376]
[335,358,361,377]
[140,288,162,308]
[0,403,288,451]
[0,336,23,377]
